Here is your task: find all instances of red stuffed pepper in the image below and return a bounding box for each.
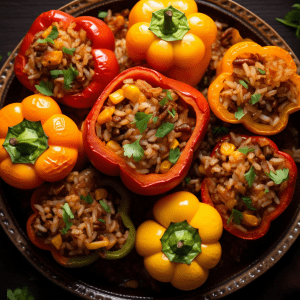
[14,10,119,108]
[200,133,297,240]
[83,67,210,195]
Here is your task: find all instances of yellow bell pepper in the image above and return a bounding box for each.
[126,0,217,86]
[135,191,223,291]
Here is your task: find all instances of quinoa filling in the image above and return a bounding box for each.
[24,21,95,98]
[96,79,196,174]
[220,53,299,126]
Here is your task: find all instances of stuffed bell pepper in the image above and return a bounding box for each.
[14,10,119,108]
[135,191,223,291]
[200,133,297,240]
[83,67,210,195]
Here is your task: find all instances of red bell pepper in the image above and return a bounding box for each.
[14,10,119,109]
[201,134,297,240]
[83,66,210,196]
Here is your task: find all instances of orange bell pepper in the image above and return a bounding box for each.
[0,94,80,189]
[208,42,300,135]
[126,0,217,86]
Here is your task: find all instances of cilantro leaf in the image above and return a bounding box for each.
[159,90,173,106]
[264,189,269,194]
[50,69,63,79]
[235,107,245,120]
[244,166,256,187]
[167,108,176,118]
[62,67,79,90]
[238,147,255,155]
[133,112,153,134]
[7,52,11,56]
[257,68,266,74]
[159,97,168,106]
[47,26,59,40]
[163,89,173,100]
[98,218,106,223]
[276,5,300,38]
[241,196,256,210]
[7,287,34,300]
[168,146,180,164]
[239,80,248,89]
[153,116,158,124]
[98,11,108,19]
[123,138,144,162]
[212,126,229,135]
[185,177,191,184]
[62,47,76,55]
[155,122,174,138]
[37,37,55,44]
[0,55,2,61]
[249,93,261,105]
[99,200,111,213]
[35,81,54,96]
[266,168,289,185]
[60,203,74,234]
[227,209,243,225]
[80,194,93,204]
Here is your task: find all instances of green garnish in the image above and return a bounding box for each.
[241,197,257,210]
[35,81,54,96]
[257,68,266,75]
[98,11,108,19]
[264,189,269,194]
[238,147,255,155]
[37,26,59,44]
[239,80,248,89]
[155,122,174,138]
[62,47,76,55]
[7,287,34,300]
[80,194,93,204]
[62,66,79,90]
[153,116,158,124]
[235,107,245,120]
[227,209,243,225]
[163,89,173,100]
[133,112,153,134]
[159,90,173,106]
[184,177,191,184]
[123,138,144,162]
[212,126,229,135]
[249,93,261,105]
[266,168,289,185]
[7,52,11,56]
[60,203,74,234]
[244,166,256,187]
[99,200,111,213]
[98,218,106,223]
[0,55,2,61]
[50,70,64,78]
[168,146,180,164]
[168,108,176,118]
[159,97,168,106]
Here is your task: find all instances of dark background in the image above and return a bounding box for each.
[1,0,300,299]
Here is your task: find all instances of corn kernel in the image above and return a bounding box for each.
[160,160,172,174]
[123,85,140,103]
[51,234,62,250]
[109,89,125,104]
[229,150,244,163]
[106,140,122,152]
[138,93,147,104]
[220,142,236,156]
[41,51,63,67]
[198,164,206,175]
[242,213,259,227]
[95,188,108,200]
[97,107,115,125]
[42,26,53,39]
[170,139,179,149]
[225,199,237,210]
[85,238,109,250]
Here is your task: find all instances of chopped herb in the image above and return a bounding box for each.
[62,47,76,55]
[133,112,153,134]
[7,52,11,56]
[163,89,173,100]
[0,55,2,61]
[155,122,174,138]
[153,116,158,124]
[37,25,59,44]
[212,126,229,135]
[159,97,168,106]
[80,194,93,204]
[257,68,266,74]
[239,80,248,89]
[241,196,257,210]
[159,90,173,106]
[37,38,54,44]
[264,189,269,194]
[99,200,111,213]
[123,138,144,162]
[98,218,106,223]
[249,93,261,105]
[63,66,79,90]
[168,147,180,164]
[184,177,191,184]
[168,108,176,118]
[7,287,34,300]
[238,147,255,155]
[227,209,243,225]
[50,69,63,79]
[244,166,256,187]
[266,168,289,185]
[35,81,54,96]
[98,11,108,19]
[60,203,74,234]
[235,106,245,120]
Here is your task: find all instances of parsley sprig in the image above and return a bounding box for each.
[35,81,54,96]
[80,194,93,204]
[60,203,74,234]
[266,168,289,185]
[244,166,256,187]
[159,89,173,106]
[238,147,255,155]
[241,196,257,210]
[155,122,174,138]
[227,209,243,225]
[37,26,59,44]
[212,126,229,135]
[50,66,79,90]
[235,107,245,120]
[168,147,180,164]
[123,138,144,162]
[132,112,153,134]
[7,287,34,300]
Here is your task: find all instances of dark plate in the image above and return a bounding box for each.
[0,0,300,299]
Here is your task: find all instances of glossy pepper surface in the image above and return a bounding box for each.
[126,0,217,86]
[208,42,300,135]
[0,94,80,189]
[14,10,119,109]
[26,178,136,267]
[135,191,223,290]
[201,134,297,240]
[83,66,210,196]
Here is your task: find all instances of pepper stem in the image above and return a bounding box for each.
[163,10,173,34]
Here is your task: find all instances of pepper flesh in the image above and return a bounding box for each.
[201,134,298,240]
[83,66,210,196]
[135,191,223,291]
[14,10,119,108]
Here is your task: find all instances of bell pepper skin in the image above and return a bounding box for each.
[26,177,136,267]
[83,66,210,196]
[135,191,223,291]
[14,10,119,109]
[208,42,300,135]
[0,94,80,189]
[126,0,217,86]
[201,134,298,240]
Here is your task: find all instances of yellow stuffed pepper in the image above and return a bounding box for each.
[135,191,223,291]
[126,0,217,86]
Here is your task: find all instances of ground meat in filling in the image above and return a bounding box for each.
[219,53,299,126]
[200,132,289,232]
[24,21,94,98]
[96,79,196,174]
